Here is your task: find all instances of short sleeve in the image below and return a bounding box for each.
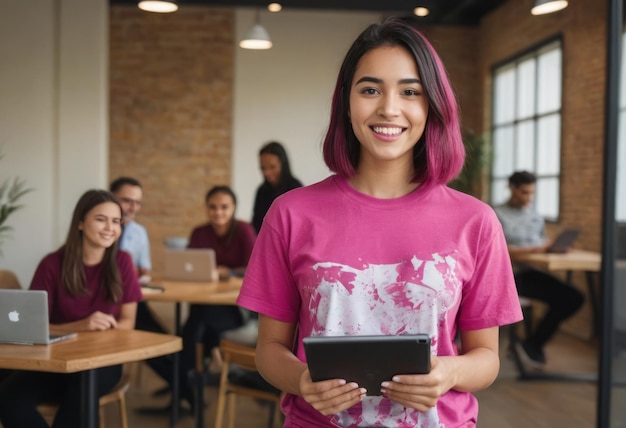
[237,205,301,323]
[458,214,522,331]
[118,251,143,304]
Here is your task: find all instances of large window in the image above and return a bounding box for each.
[490,41,563,220]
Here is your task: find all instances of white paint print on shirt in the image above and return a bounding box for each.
[308,253,461,427]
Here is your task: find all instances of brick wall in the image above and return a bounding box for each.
[480,0,608,338]
[109,6,234,275]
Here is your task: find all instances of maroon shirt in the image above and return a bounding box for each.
[187,220,256,269]
[29,248,142,324]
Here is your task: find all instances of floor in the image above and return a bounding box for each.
[101,328,602,428]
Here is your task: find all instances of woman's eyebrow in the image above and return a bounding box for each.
[355,76,422,85]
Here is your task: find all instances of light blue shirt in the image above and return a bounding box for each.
[493,203,546,248]
[120,221,151,270]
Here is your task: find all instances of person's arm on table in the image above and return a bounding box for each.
[50,302,137,332]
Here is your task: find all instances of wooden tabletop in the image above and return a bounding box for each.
[512,249,601,272]
[0,329,181,373]
[141,276,243,305]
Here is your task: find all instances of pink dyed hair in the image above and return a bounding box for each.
[322,17,465,189]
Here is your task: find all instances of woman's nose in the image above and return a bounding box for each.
[377,93,401,118]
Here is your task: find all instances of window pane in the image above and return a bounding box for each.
[617,110,626,221]
[490,178,509,206]
[537,47,562,114]
[494,66,516,125]
[536,177,559,220]
[515,120,535,171]
[493,126,515,177]
[621,32,626,108]
[536,114,561,175]
[517,58,536,119]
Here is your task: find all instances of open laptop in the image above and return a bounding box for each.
[547,228,581,253]
[163,248,219,282]
[0,289,77,345]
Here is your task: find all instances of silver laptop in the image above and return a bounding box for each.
[0,289,77,345]
[163,248,219,282]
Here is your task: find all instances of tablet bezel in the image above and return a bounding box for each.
[303,334,431,396]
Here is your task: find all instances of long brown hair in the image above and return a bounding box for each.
[61,189,123,302]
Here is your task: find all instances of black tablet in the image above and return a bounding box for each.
[303,334,431,396]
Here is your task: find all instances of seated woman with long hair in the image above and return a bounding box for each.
[0,189,142,428]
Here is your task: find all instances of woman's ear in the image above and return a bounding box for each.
[78,221,83,231]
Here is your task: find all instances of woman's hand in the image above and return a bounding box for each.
[380,355,455,412]
[80,311,118,331]
[298,368,366,416]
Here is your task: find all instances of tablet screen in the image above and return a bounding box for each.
[303,334,431,396]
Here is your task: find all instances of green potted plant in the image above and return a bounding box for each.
[0,153,33,254]
[448,130,491,199]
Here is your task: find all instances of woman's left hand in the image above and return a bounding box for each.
[379,355,455,412]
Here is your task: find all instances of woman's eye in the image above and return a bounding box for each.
[362,88,378,95]
[403,89,420,96]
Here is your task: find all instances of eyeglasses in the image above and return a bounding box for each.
[120,197,142,207]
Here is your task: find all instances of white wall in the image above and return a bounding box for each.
[232,9,380,222]
[0,0,108,287]
[0,4,379,286]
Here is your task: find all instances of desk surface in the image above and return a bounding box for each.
[0,329,181,373]
[142,276,243,305]
[513,250,601,272]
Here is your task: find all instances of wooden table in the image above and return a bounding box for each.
[513,250,601,336]
[511,250,601,382]
[142,276,243,428]
[0,329,182,428]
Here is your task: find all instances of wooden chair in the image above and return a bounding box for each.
[38,370,131,428]
[0,269,21,289]
[214,339,282,428]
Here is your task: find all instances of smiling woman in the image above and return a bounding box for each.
[0,189,142,428]
[236,17,522,428]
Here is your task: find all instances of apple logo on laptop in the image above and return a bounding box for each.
[8,310,20,322]
[184,262,194,272]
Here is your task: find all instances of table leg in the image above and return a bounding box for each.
[586,271,600,338]
[175,302,182,336]
[80,369,98,428]
[170,351,179,428]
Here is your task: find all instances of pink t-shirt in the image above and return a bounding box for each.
[237,175,522,428]
[29,248,142,323]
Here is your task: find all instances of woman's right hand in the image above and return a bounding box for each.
[298,368,366,416]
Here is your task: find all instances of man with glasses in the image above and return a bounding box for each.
[110,177,172,394]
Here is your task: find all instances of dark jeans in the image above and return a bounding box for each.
[515,268,585,349]
[0,365,122,428]
[148,304,243,403]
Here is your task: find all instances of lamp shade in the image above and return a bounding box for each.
[239,24,273,50]
[531,0,568,15]
[138,1,178,13]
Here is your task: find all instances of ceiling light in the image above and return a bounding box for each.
[414,7,430,17]
[268,3,282,12]
[240,11,272,50]
[531,0,568,15]
[138,0,178,13]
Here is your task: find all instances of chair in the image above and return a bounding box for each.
[38,370,131,428]
[0,269,21,289]
[214,339,282,428]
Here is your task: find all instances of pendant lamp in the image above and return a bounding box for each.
[138,1,178,13]
[240,10,272,50]
[531,0,568,15]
